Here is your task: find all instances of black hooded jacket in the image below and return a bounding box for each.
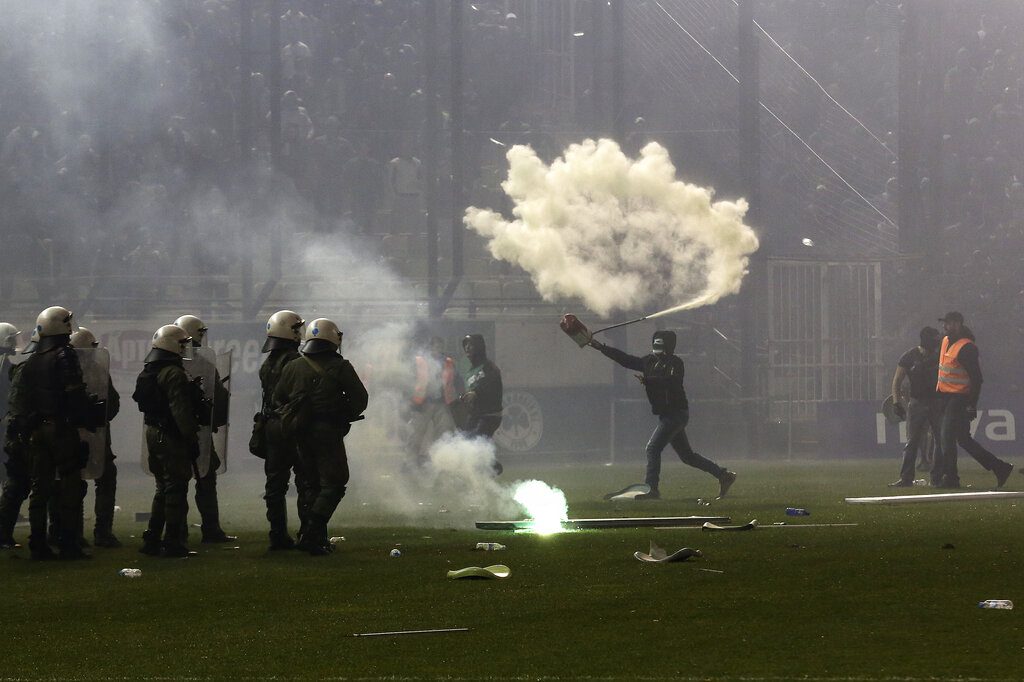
[596,331,688,415]
[462,334,503,417]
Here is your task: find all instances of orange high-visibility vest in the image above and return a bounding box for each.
[936,336,973,394]
[412,355,457,405]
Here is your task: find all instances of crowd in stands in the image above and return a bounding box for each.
[0,0,1021,349]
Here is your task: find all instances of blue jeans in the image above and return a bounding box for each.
[644,411,724,490]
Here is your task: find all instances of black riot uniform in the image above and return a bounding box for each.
[11,335,99,559]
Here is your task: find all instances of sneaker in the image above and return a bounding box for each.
[887,479,913,488]
[0,536,20,550]
[717,471,737,499]
[162,544,194,558]
[995,462,1014,488]
[634,490,661,501]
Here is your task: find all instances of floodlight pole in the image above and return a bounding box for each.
[738,0,762,454]
[239,0,254,318]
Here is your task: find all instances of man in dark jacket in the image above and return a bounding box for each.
[590,330,736,500]
[888,326,942,487]
[133,324,203,558]
[273,318,368,556]
[459,334,504,474]
[257,310,313,550]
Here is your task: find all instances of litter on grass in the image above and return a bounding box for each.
[447,564,510,579]
[633,541,702,563]
[353,627,470,637]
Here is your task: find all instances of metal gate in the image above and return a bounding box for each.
[766,260,885,420]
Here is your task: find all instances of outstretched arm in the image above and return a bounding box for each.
[588,339,644,372]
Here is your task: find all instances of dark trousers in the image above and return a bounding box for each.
[145,426,192,547]
[264,418,314,537]
[27,422,82,552]
[193,449,222,534]
[93,450,117,536]
[0,452,29,540]
[644,411,724,490]
[464,415,502,440]
[935,393,1006,485]
[299,424,351,523]
[898,397,941,484]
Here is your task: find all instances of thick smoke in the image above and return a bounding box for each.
[292,234,559,528]
[464,138,760,318]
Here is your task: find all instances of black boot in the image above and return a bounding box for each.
[296,516,330,556]
[269,531,296,551]
[139,529,162,556]
[201,527,238,543]
[93,530,122,548]
[30,540,56,561]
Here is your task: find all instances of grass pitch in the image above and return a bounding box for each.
[2,458,1024,681]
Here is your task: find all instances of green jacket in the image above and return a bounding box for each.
[139,360,200,445]
[260,348,301,414]
[273,352,368,427]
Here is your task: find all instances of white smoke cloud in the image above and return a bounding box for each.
[297,234,563,529]
[464,138,760,318]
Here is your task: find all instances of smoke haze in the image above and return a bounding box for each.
[464,138,760,318]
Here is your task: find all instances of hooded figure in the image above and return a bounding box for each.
[459,334,504,474]
[590,329,736,500]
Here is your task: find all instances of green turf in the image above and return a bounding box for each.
[3,459,1024,680]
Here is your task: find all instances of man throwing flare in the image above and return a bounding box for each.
[588,330,736,501]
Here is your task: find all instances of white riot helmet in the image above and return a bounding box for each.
[263,310,304,353]
[0,323,20,353]
[69,326,99,349]
[36,306,74,337]
[151,324,192,357]
[173,315,207,347]
[301,318,342,354]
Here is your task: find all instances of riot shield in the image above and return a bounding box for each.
[186,347,218,478]
[212,349,232,475]
[0,353,18,482]
[76,347,111,480]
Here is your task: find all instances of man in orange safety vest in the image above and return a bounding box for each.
[932,312,1013,489]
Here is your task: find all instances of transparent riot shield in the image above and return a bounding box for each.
[185,347,218,478]
[76,347,111,480]
[212,349,232,475]
[0,354,16,482]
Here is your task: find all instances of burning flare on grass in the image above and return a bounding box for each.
[513,480,569,535]
[464,138,759,318]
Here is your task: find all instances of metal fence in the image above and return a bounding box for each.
[766,259,886,421]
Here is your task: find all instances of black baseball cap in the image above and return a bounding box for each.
[938,311,964,324]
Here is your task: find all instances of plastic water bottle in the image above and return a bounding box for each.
[785,508,810,516]
[978,599,1013,610]
[118,568,142,578]
[475,542,506,551]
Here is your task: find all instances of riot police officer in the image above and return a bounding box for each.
[11,307,100,560]
[133,325,201,558]
[273,319,367,555]
[257,310,312,550]
[173,314,235,543]
[0,323,25,549]
[69,327,121,547]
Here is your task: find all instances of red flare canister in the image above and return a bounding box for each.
[560,314,592,348]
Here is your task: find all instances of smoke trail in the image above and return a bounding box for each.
[297,234,565,529]
[464,138,759,318]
